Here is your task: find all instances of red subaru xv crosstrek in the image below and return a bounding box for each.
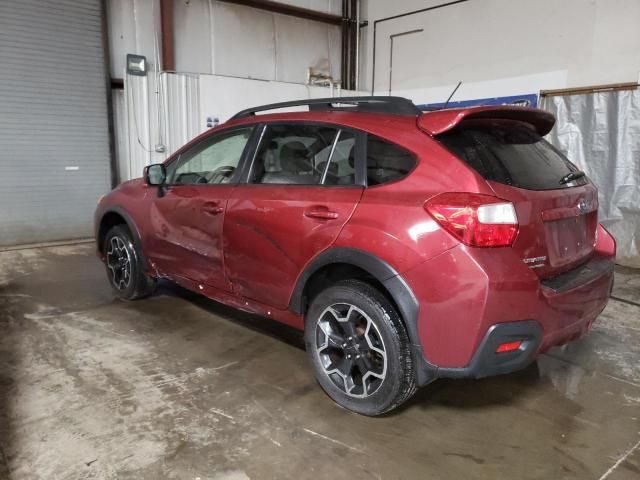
[95,97,616,415]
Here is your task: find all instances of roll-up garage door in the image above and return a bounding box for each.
[0,0,111,246]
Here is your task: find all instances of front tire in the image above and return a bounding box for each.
[103,225,156,300]
[304,280,416,416]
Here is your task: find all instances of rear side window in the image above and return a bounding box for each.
[438,122,586,190]
[250,124,356,186]
[366,135,416,186]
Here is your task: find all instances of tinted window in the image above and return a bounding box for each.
[438,122,586,190]
[366,135,416,186]
[170,127,253,185]
[250,124,356,185]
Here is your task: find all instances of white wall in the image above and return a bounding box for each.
[120,72,361,182]
[107,0,161,78]
[198,74,351,123]
[107,0,351,183]
[173,1,342,83]
[360,0,640,103]
[108,0,342,83]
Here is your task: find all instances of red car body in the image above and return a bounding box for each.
[95,102,616,386]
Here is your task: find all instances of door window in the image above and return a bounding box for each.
[249,124,356,185]
[169,127,253,185]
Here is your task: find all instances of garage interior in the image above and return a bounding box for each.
[0,0,639,479]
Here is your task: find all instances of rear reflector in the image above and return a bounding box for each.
[424,193,519,247]
[496,340,523,354]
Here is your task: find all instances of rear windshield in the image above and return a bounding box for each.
[438,121,587,190]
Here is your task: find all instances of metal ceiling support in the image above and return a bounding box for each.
[342,0,348,89]
[101,0,119,188]
[340,0,357,90]
[540,82,640,97]
[349,0,357,89]
[354,0,361,90]
[216,0,342,25]
[160,0,175,71]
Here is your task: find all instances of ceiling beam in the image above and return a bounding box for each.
[216,0,343,26]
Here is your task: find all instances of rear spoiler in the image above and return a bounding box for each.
[417,105,556,137]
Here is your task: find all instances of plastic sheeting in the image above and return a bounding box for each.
[541,89,640,268]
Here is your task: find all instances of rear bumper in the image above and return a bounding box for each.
[437,320,542,379]
[403,226,615,385]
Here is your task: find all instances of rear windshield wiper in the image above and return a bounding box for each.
[559,171,586,184]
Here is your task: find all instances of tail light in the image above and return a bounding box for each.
[424,193,519,247]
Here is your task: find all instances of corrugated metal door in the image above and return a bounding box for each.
[0,0,111,246]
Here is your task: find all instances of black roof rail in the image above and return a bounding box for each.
[229,96,421,120]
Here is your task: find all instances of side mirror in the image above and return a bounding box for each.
[144,164,166,186]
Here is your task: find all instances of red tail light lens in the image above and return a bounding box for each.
[425,193,519,247]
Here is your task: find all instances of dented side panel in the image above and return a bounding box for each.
[222,185,364,309]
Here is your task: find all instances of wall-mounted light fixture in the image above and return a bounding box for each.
[126,54,148,76]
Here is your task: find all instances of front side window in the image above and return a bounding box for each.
[170,127,253,185]
[250,124,356,186]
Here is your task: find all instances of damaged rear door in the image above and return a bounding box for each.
[223,122,365,309]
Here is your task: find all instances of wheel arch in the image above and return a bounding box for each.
[97,206,145,261]
[290,247,411,311]
[290,247,436,385]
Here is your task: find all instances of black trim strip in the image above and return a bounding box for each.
[540,256,614,293]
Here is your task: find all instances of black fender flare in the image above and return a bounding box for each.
[96,206,147,266]
[289,247,437,385]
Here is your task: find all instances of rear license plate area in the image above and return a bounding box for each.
[545,216,591,267]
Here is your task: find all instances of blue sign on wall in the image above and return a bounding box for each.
[418,93,538,111]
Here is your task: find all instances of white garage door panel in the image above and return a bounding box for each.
[0,0,111,246]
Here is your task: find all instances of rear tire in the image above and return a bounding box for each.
[103,225,156,300]
[304,279,416,416]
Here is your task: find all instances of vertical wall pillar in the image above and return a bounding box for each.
[160,0,175,71]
